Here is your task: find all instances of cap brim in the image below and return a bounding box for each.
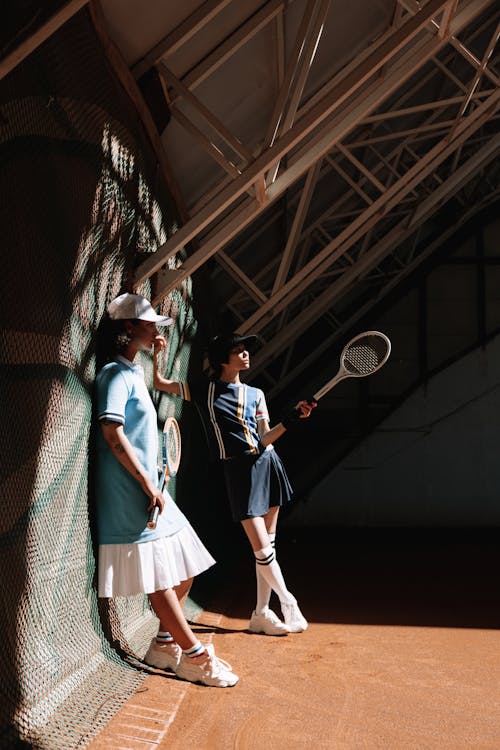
[139,313,173,326]
[238,334,259,349]
[154,315,173,326]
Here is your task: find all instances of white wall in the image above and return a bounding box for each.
[292,333,500,526]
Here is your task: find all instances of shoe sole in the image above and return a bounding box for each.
[144,660,178,671]
[144,653,180,671]
[176,674,239,688]
[248,626,289,636]
[285,623,308,633]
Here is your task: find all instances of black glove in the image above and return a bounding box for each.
[280,399,317,430]
[280,406,303,430]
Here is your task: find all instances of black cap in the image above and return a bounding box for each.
[208,333,259,370]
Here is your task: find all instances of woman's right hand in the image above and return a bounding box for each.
[152,339,183,395]
[144,479,165,514]
[153,335,167,355]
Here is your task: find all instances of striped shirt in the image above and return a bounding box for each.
[180,379,269,460]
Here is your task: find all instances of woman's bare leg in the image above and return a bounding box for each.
[264,506,279,537]
[174,577,193,609]
[148,588,197,651]
[241,514,271,552]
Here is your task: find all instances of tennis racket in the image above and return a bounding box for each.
[313,331,391,401]
[147,416,182,529]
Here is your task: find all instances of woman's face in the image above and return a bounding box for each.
[226,343,250,371]
[127,320,160,351]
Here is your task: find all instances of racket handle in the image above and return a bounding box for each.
[147,506,160,529]
[158,469,167,491]
[313,373,342,401]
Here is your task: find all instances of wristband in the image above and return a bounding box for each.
[280,407,302,430]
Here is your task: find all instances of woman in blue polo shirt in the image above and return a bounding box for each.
[95,293,238,688]
[153,332,316,637]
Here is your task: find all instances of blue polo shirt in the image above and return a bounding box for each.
[95,356,187,544]
[179,379,269,460]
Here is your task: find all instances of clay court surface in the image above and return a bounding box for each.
[89,529,500,749]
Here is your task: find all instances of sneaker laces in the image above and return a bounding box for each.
[202,651,233,677]
[264,609,283,625]
[282,602,299,620]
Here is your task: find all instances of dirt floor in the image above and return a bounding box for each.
[89,528,500,750]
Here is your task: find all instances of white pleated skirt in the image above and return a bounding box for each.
[98,523,216,598]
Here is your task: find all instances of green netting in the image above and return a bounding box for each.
[0,9,197,749]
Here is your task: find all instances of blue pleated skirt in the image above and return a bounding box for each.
[222,445,293,521]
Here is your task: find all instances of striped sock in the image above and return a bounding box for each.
[156,630,174,645]
[254,544,295,606]
[183,641,205,659]
[255,535,276,613]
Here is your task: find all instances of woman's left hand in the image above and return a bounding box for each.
[295,399,317,418]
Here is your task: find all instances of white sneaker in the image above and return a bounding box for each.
[281,601,308,632]
[175,644,239,688]
[249,607,289,636]
[143,638,181,671]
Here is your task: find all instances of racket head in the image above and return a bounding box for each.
[340,331,391,378]
[163,416,181,478]
[312,331,391,400]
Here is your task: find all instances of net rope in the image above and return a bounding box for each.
[0,10,197,748]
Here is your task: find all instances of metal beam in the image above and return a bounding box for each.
[237,87,500,337]
[0,0,90,80]
[266,0,332,183]
[454,21,500,119]
[158,63,253,163]
[179,0,285,94]
[272,161,322,294]
[134,0,465,290]
[249,130,500,377]
[263,0,321,150]
[131,0,232,79]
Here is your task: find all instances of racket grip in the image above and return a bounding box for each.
[147,506,160,529]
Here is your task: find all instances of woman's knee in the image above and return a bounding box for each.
[241,516,271,551]
[264,506,279,531]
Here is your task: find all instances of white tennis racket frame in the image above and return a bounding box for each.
[148,416,182,529]
[158,416,181,488]
[313,331,391,401]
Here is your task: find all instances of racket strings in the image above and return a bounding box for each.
[166,423,181,470]
[343,340,387,375]
[167,442,179,461]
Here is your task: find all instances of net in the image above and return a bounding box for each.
[0,9,197,748]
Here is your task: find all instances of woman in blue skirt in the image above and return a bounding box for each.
[154,332,316,635]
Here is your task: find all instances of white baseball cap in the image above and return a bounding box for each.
[108,293,173,326]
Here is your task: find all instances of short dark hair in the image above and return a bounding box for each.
[207,333,259,372]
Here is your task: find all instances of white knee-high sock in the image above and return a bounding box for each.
[254,542,295,607]
[255,534,275,613]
